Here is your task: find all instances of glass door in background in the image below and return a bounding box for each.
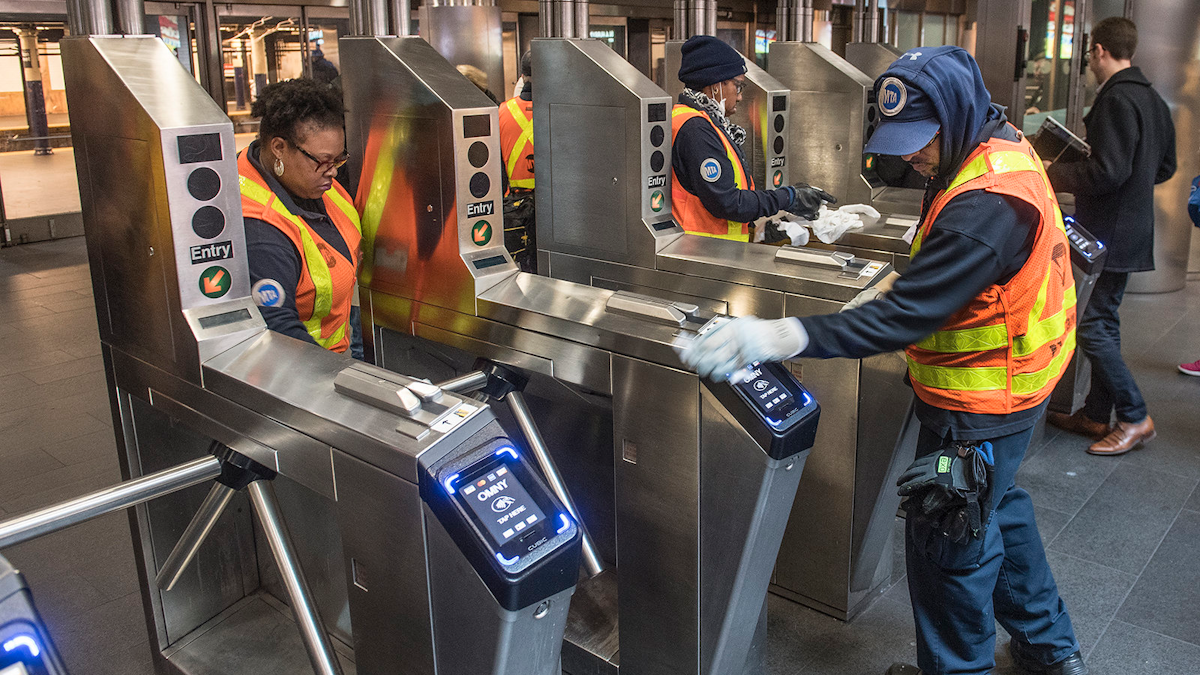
[216,5,304,132]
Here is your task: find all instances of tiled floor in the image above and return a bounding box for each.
[1,237,1198,675]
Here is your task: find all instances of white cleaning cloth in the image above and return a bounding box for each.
[806,204,880,244]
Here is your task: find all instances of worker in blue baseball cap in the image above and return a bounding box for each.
[671,35,835,241]
[680,46,1087,675]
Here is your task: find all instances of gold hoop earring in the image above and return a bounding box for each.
[273,157,285,177]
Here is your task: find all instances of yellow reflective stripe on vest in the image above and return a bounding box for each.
[689,228,750,241]
[914,323,1008,353]
[1012,329,1075,394]
[915,149,1049,255]
[906,355,1008,392]
[239,176,345,350]
[325,187,361,233]
[506,99,535,189]
[1013,282,1076,357]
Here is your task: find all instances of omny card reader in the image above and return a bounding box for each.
[695,316,822,460]
[426,437,581,611]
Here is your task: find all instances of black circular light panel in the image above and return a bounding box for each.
[468,141,489,168]
[650,125,665,147]
[192,206,225,239]
[187,167,221,201]
[650,151,664,172]
[469,172,490,198]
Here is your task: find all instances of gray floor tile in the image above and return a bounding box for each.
[0,455,122,513]
[42,427,117,466]
[1015,432,1119,516]
[1049,463,1197,574]
[1032,504,1072,547]
[1085,621,1200,675]
[52,591,154,675]
[1186,483,1200,513]
[0,408,110,456]
[768,594,917,675]
[0,447,65,488]
[0,347,78,379]
[1115,509,1200,647]
[21,354,103,385]
[1042,551,1136,656]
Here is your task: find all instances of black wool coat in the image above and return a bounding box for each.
[1046,66,1176,273]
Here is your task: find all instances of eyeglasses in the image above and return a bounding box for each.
[289,139,349,173]
[733,79,747,94]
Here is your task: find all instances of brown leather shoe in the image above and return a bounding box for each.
[1088,416,1155,456]
[1047,410,1110,441]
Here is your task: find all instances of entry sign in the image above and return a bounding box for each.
[772,170,783,188]
[650,190,665,212]
[199,265,231,299]
[472,220,493,246]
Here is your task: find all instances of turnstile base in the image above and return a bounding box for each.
[768,577,890,622]
[161,592,356,675]
[563,570,619,675]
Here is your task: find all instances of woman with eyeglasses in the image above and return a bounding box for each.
[239,78,363,358]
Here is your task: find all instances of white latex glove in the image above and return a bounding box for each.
[840,287,882,312]
[679,316,809,381]
[839,271,901,312]
[512,76,524,99]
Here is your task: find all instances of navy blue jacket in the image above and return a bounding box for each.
[671,97,794,222]
[1046,67,1176,272]
[243,141,363,358]
[798,48,1045,440]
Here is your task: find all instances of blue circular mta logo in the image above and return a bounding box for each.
[700,158,722,183]
[879,77,908,117]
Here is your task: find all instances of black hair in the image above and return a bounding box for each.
[1092,17,1138,61]
[252,78,345,143]
[520,50,532,77]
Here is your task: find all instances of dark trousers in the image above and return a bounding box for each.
[906,423,1079,675]
[1079,271,1148,424]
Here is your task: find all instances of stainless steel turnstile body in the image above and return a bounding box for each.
[535,38,912,620]
[63,35,578,675]
[844,41,903,80]
[663,40,792,191]
[768,41,922,274]
[342,35,814,674]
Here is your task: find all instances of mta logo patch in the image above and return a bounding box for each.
[700,158,722,183]
[879,77,908,117]
[252,278,286,308]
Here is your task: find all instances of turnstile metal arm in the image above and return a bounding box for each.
[435,370,490,395]
[248,480,344,675]
[155,482,238,591]
[506,390,605,578]
[0,455,222,549]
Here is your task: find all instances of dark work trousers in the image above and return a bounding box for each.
[906,423,1080,675]
[1078,271,1148,424]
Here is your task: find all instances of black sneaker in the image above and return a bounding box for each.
[1008,641,1089,675]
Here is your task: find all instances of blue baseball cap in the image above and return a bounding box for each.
[864,52,942,156]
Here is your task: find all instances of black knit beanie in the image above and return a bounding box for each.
[678,36,747,89]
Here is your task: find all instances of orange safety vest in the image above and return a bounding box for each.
[238,150,362,353]
[499,97,535,190]
[905,133,1076,414]
[670,105,754,241]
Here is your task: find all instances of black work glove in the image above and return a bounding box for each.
[898,442,995,543]
[760,218,790,245]
[785,183,837,221]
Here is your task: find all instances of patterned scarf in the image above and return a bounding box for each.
[682,88,747,147]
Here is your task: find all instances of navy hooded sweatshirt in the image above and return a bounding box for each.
[797,47,1045,441]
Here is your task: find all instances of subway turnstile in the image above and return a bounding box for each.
[341,35,821,674]
[60,34,581,675]
[533,38,912,620]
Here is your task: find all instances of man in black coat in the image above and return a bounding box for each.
[1046,17,1176,456]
